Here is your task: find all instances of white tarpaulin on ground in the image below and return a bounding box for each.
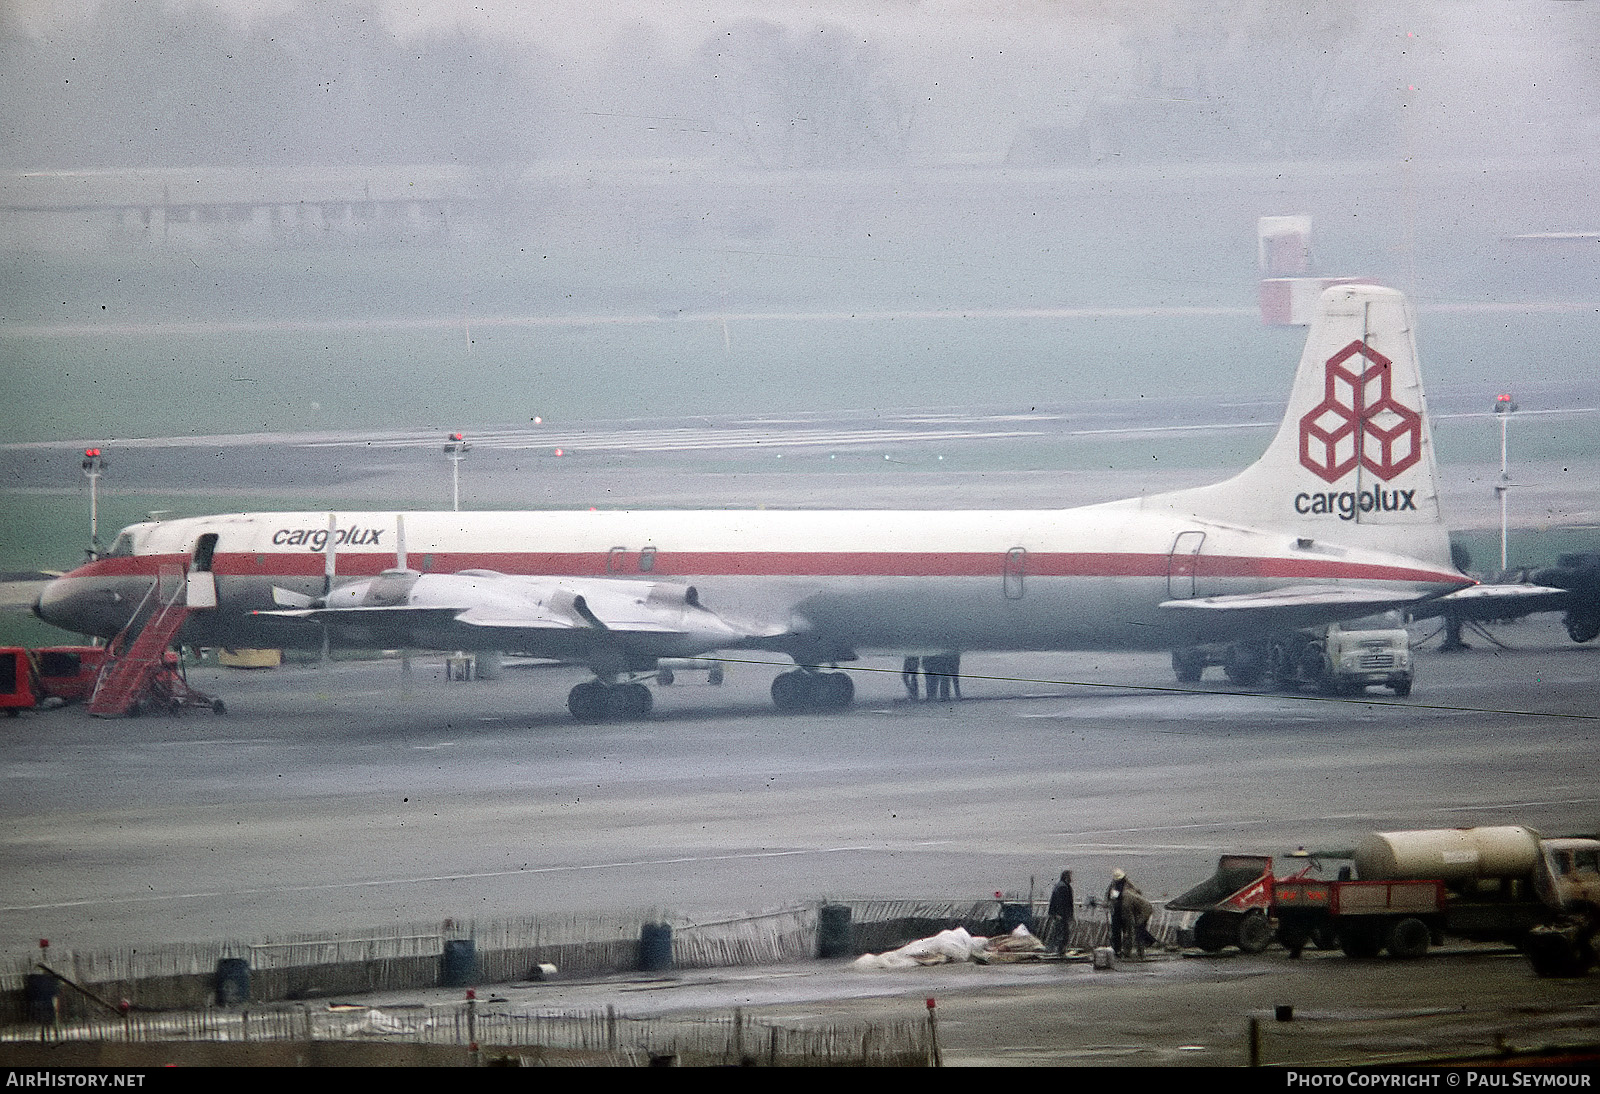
[852,925,1046,970]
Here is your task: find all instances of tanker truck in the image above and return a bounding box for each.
[1272,826,1600,976]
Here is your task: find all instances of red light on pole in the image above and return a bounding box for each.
[80,447,106,557]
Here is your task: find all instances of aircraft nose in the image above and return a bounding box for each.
[34,575,85,632]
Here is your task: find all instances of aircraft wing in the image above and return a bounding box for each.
[1409,583,1569,622]
[253,571,790,660]
[1158,585,1440,632]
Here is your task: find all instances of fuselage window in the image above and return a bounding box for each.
[607,547,628,574]
[640,546,657,573]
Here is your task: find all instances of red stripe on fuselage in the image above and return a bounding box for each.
[69,550,1470,587]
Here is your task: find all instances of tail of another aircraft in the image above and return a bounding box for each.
[1150,284,1454,569]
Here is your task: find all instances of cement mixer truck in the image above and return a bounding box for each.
[1271,826,1599,976]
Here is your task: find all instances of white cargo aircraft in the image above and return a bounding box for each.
[36,285,1471,721]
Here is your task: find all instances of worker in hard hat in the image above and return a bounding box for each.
[1107,869,1153,958]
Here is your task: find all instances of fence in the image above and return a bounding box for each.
[0,898,1191,1025]
[0,1003,930,1067]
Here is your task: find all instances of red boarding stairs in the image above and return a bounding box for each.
[88,567,223,718]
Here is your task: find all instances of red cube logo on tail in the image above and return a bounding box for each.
[1298,340,1422,484]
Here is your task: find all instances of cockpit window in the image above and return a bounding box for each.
[106,533,135,558]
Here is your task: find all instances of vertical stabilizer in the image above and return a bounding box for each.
[1150,284,1452,568]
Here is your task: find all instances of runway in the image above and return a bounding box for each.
[1,615,1594,954]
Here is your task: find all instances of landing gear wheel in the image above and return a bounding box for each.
[818,672,854,710]
[656,667,675,686]
[1236,910,1273,954]
[1390,677,1412,698]
[771,670,855,713]
[567,680,610,723]
[211,699,226,715]
[607,682,653,720]
[771,671,809,712]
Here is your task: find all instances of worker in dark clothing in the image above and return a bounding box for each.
[923,653,961,701]
[1107,869,1153,958]
[901,656,921,700]
[1045,870,1075,954]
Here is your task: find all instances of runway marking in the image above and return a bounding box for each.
[7,301,1595,341]
[296,426,1048,453]
[0,845,892,914]
[0,305,1256,339]
[1436,797,1600,813]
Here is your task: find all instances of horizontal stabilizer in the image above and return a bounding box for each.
[1412,583,1569,622]
[1161,584,1435,612]
[1160,584,1438,632]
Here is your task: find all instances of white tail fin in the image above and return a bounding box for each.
[1154,284,1452,569]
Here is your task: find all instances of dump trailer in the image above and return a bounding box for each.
[1273,826,1600,975]
[1168,854,1279,953]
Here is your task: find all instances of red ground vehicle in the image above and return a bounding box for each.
[1272,827,1600,975]
[32,646,108,704]
[1175,828,1600,975]
[0,648,40,716]
[1168,854,1281,953]
[0,645,107,714]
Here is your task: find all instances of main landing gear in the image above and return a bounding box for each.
[567,679,654,723]
[770,668,854,713]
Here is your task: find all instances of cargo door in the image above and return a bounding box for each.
[187,532,219,609]
[1167,531,1205,599]
[1003,547,1026,599]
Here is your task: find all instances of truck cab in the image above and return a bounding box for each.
[1535,838,1600,913]
[1320,612,1413,696]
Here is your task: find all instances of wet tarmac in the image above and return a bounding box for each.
[1,613,1596,1064]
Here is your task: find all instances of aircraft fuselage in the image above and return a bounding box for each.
[36,504,1467,658]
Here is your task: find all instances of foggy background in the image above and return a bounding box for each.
[1,1,1597,486]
